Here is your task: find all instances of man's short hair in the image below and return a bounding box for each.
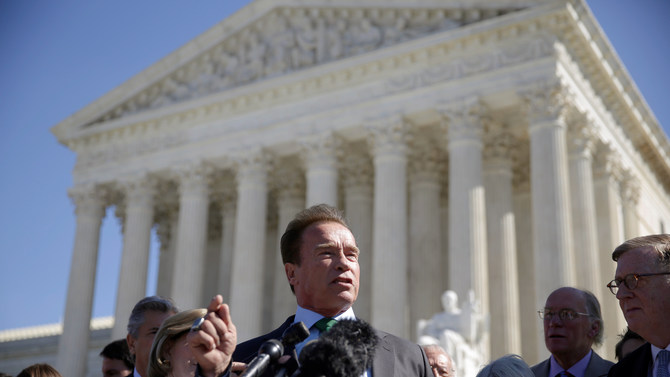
[615,328,645,361]
[99,339,133,370]
[612,234,670,268]
[280,204,349,266]
[127,296,179,338]
[581,289,604,346]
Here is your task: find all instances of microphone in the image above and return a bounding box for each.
[280,321,310,349]
[273,322,310,377]
[292,319,378,377]
[239,339,284,377]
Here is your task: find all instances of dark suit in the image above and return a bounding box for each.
[608,342,652,377]
[233,316,431,377]
[531,351,613,377]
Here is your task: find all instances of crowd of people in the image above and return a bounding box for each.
[5,205,670,377]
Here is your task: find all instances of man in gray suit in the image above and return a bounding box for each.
[531,287,613,377]
[232,204,431,376]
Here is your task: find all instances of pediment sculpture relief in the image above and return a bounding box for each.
[95,6,521,125]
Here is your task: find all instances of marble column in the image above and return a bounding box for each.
[566,111,601,297]
[229,151,268,340]
[521,84,576,310]
[512,142,540,363]
[112,176,155,340]
[218,190,236,303]
[408,133,444,341]
[171,164,211,309]
[621,170,641,239]
[483,122,521,357]
[272,165,305,325]
[593,142,627,359]
[367,115,409,337]
[441,98,489,317]
[155,204,178,299]
[341,148,374,321]
[56,185,106,377]
[301,133,338,207]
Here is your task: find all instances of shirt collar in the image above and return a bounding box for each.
[293,305,356,328]
[549,349,592,377]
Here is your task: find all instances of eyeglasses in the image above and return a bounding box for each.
[538,308,590,321]
[607,272,670,294]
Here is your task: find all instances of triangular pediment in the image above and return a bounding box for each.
[53,0,548,135]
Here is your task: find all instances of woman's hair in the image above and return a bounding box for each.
[147,308,207,377]
[16,363,63,377]
[476,354,534,377]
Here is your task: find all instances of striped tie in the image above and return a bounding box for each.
[658,350,670,377]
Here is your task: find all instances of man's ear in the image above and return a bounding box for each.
[285,263,297,284]
[126,333,136,356]
[589,320,601,338]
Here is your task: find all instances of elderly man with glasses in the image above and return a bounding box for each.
[531,287,613,377]
[607,234,670,377]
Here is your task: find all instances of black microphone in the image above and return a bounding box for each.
[292,319,378,377]
[239,339,284,377]
[280,321,310,349]
[274,322,310,377]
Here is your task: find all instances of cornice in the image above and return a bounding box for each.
[557,0,670,189]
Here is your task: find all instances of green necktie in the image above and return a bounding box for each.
[314,317,337,333]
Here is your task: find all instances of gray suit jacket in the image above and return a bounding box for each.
[233,316,431,377]
[531,351,613,377]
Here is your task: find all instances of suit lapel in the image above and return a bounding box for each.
[372,330,395,376]
[584,351,610,377]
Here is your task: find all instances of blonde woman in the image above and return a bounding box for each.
[148,308,207,377]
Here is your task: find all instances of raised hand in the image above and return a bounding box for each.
[187,295,237,377]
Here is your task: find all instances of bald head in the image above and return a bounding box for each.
[423,344,455,377]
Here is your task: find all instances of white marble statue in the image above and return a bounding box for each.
[418,290,487,377]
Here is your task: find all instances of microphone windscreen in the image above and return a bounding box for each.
[297,319,378,377]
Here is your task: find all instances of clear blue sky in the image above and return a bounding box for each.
[0,1,668,332]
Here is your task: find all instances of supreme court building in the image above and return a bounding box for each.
[2,0,670,376]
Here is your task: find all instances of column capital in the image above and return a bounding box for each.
[519,80,570,126]
[365,114,410,157]
[233,149,270,175]
[439,96,486,145]
[298,132,339,170]
[483,118,516,167]
[174,162,214,194]
[68,184,109,216]
[409,132,444,182]
[620,170,641,205]
[593,141,623,181]
[119,174,158,204]
[272,164,306,201]
[566,109,597,159]
[340,147,374,189]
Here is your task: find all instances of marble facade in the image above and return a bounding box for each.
[2,0,670,376]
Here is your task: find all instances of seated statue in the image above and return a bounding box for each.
[418,290,487,377]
